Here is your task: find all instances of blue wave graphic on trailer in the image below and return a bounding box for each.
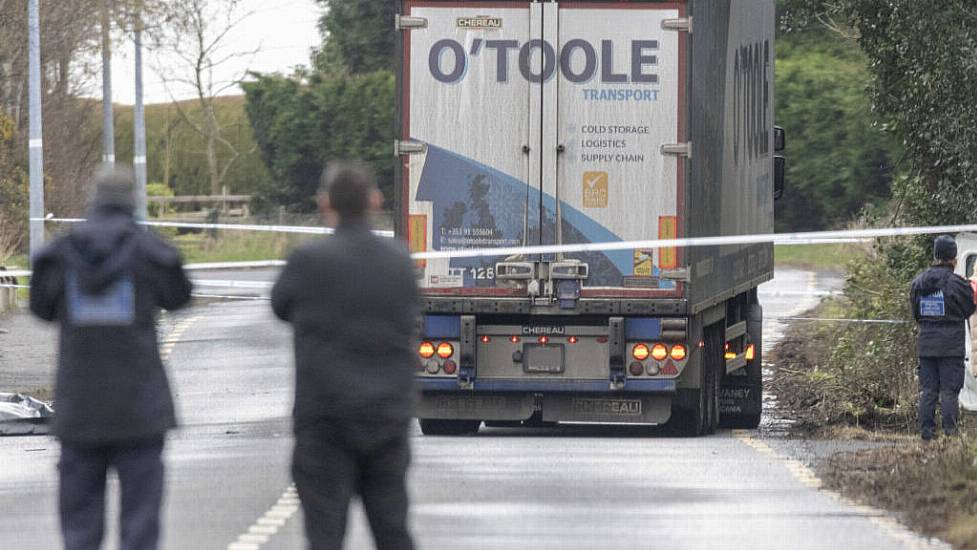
[415,142,663,288]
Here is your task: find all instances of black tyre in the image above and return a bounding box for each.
[668,324,722,436]
[419,419,481,436]
[705,325,723,434]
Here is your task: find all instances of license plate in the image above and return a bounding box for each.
[524,344,565,374]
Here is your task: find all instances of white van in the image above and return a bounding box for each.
[955,233,977,412]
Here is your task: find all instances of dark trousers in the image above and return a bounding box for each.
[918,357,966,439]
[292,418,414,550]
[59,437,165,550]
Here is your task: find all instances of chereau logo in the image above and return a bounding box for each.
[457,15,502,29]
[522,325,566,336]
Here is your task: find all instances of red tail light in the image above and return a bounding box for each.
[443,360,458,375]
[480,335,491,344]
[568,336,579,344]
[510,335,521,344]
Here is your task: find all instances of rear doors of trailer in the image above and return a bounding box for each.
[400,1,686,297]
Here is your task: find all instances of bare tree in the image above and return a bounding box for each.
[150,0,258,196]
[159,106,183,188]
[0,0,104,221]
[0,209,21,264]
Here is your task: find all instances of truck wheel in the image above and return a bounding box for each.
[705,325,723,434]
[666,326,723,437]
[419,419,481,436]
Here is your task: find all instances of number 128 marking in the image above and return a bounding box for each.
[470,267,495,280]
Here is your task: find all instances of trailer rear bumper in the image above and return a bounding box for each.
[417,384,674,425]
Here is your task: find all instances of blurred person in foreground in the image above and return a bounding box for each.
[29,164,192,550]
[910,235,976,441]
[272,162,418,550]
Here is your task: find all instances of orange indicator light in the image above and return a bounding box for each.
[651,344,668,362]
[670,344,687,361]
[437,342,454,359]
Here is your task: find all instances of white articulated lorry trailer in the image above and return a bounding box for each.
[394,0,785,436]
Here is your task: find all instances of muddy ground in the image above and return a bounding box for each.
[770,302,977,549]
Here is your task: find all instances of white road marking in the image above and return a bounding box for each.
[732,430,948,549]
[226,485,300,550]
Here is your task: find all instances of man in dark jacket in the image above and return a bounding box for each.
[30,164,192,550]
[910,235,976,441]
[272,162,419,550]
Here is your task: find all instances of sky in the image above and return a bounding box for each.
[106,0,322,105]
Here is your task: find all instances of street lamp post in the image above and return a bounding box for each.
[133,2,148,221]
[27,0,45,262]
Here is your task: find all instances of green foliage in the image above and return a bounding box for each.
[783,1,977,230]
[770,247,919,432]
[781,1,977,286]
[145,183,173,217]
[0,112,26,260]
[244,70,395,213]
[113,96,269,196]
[314,0,396,74]
[775,24,901,231]
[146,182,174,197]
[243,0,397,214]
[774,1,977,433]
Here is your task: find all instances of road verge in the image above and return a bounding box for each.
[771,299,977,549]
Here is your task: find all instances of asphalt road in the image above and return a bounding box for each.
[0,268,949,550]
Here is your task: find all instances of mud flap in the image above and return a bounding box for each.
[417,393,534,421]
[720,303,763,427]
[718,382,762,417]
[541,394,671,424]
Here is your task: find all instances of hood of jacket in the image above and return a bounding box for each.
[914,265,957,296]
[64,207,138,294]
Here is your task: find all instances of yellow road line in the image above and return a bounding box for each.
[160,316,199,361]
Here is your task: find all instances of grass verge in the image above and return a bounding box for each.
[170,230,315,264]
[774,243,852,271]
[821,434,977,549]
[768,296,918,434]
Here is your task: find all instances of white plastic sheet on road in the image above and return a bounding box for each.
[0,393,53,436]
